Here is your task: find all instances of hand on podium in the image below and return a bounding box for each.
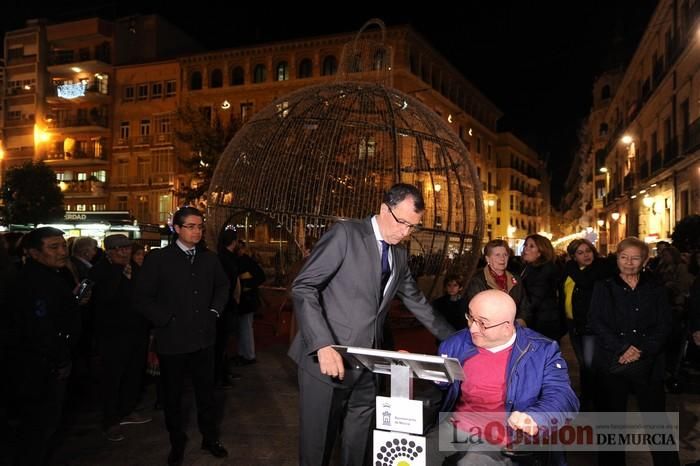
[318,346,345,380]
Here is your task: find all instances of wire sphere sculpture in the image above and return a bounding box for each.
[208,23,484,297]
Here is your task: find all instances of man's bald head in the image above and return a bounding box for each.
[468,290,516,349]
[469,289,517,323]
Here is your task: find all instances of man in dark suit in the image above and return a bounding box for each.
[134,207,229,466]
[290,183,455,466]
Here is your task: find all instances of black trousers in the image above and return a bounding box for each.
[99,333,148,429]
[158,345,217,447]
[298,367,375,466]
[15,365,68,466]
[596,371,680,466]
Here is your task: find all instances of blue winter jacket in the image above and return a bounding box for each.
[437,326,579,433]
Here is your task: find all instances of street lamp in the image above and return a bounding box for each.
[611,212,620,221]
[597,219,605,228]
[621,135,633,145]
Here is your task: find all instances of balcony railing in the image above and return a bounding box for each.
[60,180,106,196]
[48,116,109,129]
[46,150,108,161]
[684,117,700,153]
[133,135,152,146]
[110,173,174,186]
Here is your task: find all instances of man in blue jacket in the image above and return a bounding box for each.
[429,289,579,465]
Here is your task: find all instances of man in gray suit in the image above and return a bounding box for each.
[290,183,455,466]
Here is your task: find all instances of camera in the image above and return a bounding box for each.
[75,278,95,301]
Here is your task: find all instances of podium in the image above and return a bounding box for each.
[334,346,463,466]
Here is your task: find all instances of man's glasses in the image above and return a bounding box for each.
[385,204,422,232]
[180,223,205,231]
[466,313,509,332]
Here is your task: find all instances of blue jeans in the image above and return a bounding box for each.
[234,313,255,360]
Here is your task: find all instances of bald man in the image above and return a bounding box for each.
[428,290,579,465]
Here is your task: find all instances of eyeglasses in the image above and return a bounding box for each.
[466,313,509,332]
[180,223,205,231]
[385,203,422,232]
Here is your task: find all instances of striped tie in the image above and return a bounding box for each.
[185,249,195,264]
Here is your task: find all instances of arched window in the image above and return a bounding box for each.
[601,85,611,100]
[298,58,312,78]
[321,55,337,76]
[373,49,386,70]
[275,61,289,81]
[230,66,244,85]
[253,64,267,83]
[190,71,202,90]
[210,68,223,88]
[409,50,418,75]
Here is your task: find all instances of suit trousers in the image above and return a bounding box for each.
[99,334,148,430]
[158,345,217,446]
[298,367,375,466]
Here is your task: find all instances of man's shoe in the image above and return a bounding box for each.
[104,425,125,442]
[233,356,257,366]
[201,440,228,458]
[120,412,152,425]
[167,444,185,466]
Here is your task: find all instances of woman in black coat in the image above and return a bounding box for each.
[520,234,562,340]
[589,237,678,466]
[561,238,613,405]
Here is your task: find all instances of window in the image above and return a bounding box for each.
[76,204,87,212]
[115,160,129,184]
[165,80,176,96]
[151,82,163,98]
[599,123,608,136]
[124,86,135,101]
[476,137,481,154]
[91,204,106,212]
[140,119,151,136]
[77,172,87,181]
[298,59,312,78]
[601,85,611,100]
[56,171,73,181]
[190,71,202,90]
[210,68,223,88]
[158,194,173,222]
[91,170,106,182]
[156,114,171,134]
[230,66,244,85]
[373,49,387,70]
[253,64,267,83]
[120,121,130,139]
[321,56,337,76]
[199,106,212,124]
[275,61,289,81]
[137,84,148,100]
[116,195,128,211]
[152,149,173,173]
[240,102,253,122]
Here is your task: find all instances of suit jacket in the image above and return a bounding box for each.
[289,217,454,385]
[134,243,229,355]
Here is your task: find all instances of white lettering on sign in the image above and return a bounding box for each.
[65,213,87,220]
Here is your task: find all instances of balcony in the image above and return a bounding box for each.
[46,82,110,104]
[48,115,109,132]
[133,135,152,146]
[110,174,174,187]
[684,117,700,153]
[5,86,36,97]
[45,150,108,164]
[60,180,106,197]
[153,133,173,145]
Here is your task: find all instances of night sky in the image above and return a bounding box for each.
[2,1,659,200]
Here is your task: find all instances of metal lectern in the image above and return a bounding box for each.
[334,345,464,466]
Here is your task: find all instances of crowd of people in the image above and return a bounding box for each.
[1,192,698,465]
[0,206,265,466]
